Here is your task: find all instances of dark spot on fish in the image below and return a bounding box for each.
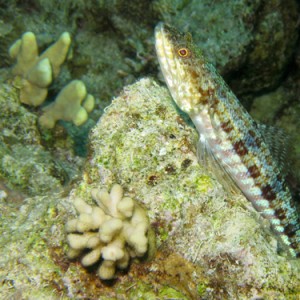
[247,164,261,178]
[190,70,198,79]
[233,140,248,156]
[255,138,262,147]
[283,224,296,238]
[248,129,262,147]
[249,130,255,138]
[274,208,286,220]
[208,88,214,97]
[220,120,233,133]
[261,184,276,201]
[198,87,214,105]
[201,98,209,105]
[275,175,288,192]
[210,96,218,107]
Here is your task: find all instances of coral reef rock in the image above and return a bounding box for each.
[0,82,83,196]
[1,78,299,299]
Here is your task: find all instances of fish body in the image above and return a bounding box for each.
[155,23,300,257]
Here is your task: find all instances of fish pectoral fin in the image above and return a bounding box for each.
[197,134,240,196]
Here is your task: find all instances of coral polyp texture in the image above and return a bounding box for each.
[66,184,150,280]
[9,31,71,106]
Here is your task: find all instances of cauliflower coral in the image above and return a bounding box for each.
[66,184,150,280]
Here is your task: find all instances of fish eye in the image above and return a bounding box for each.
[177,47,190,58]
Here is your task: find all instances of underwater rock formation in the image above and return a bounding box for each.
[0,0,300,298]
[85,78,300,298]
[0,78,299,298]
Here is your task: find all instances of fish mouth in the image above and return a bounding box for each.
[154,22,164,34]
[154,22,168,65]
[154,22,175,62]
[155,23,178,94]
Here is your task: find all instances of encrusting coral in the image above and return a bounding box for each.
[66,184,150,280]
[39,80,95,128]
[9,31,71,106]
[9,32,95,128]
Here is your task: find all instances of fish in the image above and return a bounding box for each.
[155,22,300,257]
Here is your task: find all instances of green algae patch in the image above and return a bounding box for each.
[126,281,188,300]
[126,282,158,300]
[160,286,188,299]
[194,175,212,193]
[197,283,208,297]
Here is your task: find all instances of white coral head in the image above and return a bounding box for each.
[66,183,152,280]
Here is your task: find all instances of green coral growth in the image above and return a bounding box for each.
[127,282,188,300]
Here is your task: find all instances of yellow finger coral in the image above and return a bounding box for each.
[9,32,71,106]
[9,32,95,129]
[66,184,150,280]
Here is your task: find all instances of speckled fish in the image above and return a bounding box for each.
[155,22,300,257]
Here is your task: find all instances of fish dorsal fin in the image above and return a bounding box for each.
[257,123,290,175]
[197,134,240,196]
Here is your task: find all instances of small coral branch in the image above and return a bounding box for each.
[66,184,150,280]
[39,80,95,129]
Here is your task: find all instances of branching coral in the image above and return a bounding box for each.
[9,31,71,106]
[39,80,95,128]
[66,184,150,280]
[9,32,94,128]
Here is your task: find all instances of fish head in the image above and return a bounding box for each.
[155,22,215,115]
